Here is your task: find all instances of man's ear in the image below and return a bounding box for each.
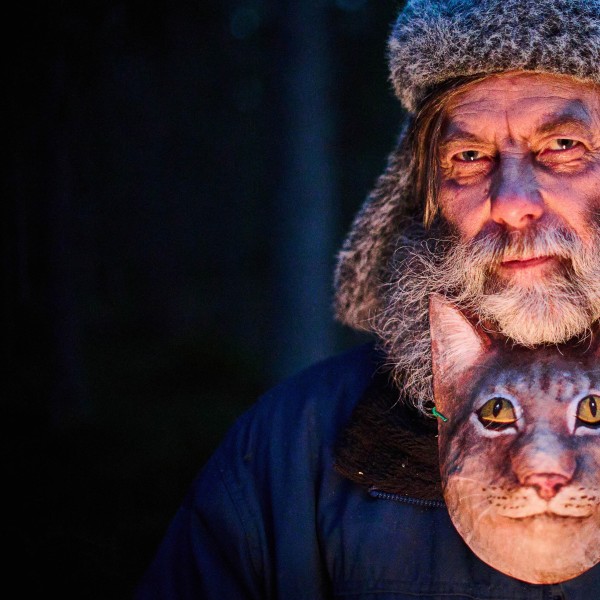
[429,294,491,401]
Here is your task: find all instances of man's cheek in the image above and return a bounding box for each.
[437,185,490,241]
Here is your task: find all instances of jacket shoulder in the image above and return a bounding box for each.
[192,342,383,498]
[247,342,380,442]
[136,343,382,598]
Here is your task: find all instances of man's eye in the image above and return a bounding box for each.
[455,150,484,162]
[537,138,586,166]
[547,138,578,151]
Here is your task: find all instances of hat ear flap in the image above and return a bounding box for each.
[334,121,417,331]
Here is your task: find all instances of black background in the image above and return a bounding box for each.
[6,1,404,596]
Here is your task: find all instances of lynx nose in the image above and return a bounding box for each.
[524,473,570,501]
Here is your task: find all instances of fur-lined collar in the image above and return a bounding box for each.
[334,369,442,501]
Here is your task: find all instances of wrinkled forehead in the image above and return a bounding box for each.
[441,71,600,141]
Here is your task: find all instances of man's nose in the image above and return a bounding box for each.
[490,156,544,229]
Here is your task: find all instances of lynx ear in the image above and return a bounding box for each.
[429,294,491,385]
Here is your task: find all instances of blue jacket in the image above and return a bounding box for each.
[136,344,600,599]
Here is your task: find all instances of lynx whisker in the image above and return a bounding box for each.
[456,492,487,504]
[472,504,495,530]
[447,475,486,485]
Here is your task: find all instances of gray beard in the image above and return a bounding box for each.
[373,219,600,413]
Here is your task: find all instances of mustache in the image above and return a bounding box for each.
[446,224,583,269]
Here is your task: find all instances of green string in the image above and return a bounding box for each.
[432,407,448,422]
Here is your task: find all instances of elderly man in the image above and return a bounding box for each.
[137,0,600,598]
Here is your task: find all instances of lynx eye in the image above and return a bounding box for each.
[477,398,517,431]
[576,395,600,426]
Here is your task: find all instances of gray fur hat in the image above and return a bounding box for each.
[334,0,600,332]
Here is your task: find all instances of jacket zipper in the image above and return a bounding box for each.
[369,488,445,508]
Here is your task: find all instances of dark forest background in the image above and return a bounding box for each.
[6,1,404,596]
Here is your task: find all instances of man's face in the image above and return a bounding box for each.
[438,72,600,285]
[373,73,600,406]
[429,72,600,346]
[373,72,600,411]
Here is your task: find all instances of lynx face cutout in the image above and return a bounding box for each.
[430,295,600,584]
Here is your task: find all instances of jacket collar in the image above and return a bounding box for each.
[334,368,443,501]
